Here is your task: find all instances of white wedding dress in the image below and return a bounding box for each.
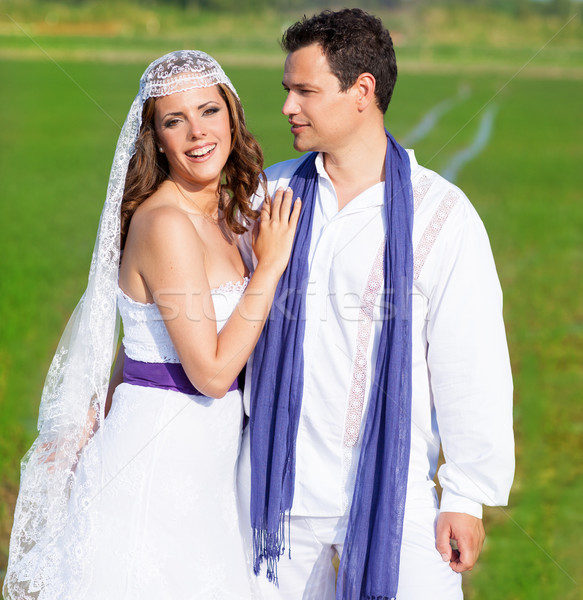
[68,279,256,599]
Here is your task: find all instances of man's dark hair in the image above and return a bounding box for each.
[281,8,397,114]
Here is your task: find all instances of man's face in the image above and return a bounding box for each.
[282,44,358,154]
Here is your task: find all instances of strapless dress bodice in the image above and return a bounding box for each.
[117,278,249,363]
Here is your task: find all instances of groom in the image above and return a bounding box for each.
[238,7,514,600]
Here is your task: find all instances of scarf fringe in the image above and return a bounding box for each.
[252,510,289,586]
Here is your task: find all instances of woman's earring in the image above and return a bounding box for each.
[159,147,164,153]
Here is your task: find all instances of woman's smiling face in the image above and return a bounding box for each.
[154,85,232,191]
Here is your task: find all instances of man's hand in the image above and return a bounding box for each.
[435,512,485,573]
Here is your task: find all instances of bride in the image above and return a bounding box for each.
[4,50,300,600]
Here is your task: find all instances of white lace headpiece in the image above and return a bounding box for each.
[141,50,239,101]
[3,50,238,600]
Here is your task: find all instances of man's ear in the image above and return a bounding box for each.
[354,72,377,112]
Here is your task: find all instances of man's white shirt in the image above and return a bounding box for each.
[240,150,514,519]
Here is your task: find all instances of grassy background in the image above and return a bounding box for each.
[1,2,582,598]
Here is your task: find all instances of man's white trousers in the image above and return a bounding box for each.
[238,429,463,600]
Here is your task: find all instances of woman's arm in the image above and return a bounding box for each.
[132,188,300,398]
[105,345,126,418]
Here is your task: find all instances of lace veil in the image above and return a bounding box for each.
[3,50,239,600]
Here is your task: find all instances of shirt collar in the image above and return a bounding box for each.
[314,152,385,213]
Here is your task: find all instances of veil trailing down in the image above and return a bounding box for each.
[4,50,275,600]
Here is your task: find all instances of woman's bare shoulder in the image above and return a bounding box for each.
[130,192,200,249]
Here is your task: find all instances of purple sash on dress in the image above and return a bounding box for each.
[123,356,238,396]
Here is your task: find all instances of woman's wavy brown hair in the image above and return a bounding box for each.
[120,83,264,248]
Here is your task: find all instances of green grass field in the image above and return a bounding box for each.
[1,4,582,598]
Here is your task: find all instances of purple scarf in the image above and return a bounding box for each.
[250,132,413,600]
